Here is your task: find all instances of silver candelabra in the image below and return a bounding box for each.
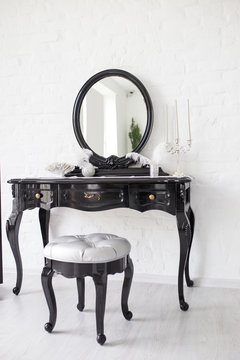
[164,99,192,177]
[165,139,192,177]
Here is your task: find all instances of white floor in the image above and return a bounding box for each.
[1,272,240,360]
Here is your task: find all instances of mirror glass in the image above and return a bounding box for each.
[79,77,147,158]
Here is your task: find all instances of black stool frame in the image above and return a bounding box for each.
[41,255,133,345]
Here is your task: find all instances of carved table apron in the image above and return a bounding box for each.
[6,176,195,311]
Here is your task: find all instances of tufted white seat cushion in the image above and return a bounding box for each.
[44,233,131,264]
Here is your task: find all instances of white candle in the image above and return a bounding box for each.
[187,99,191,141]
[175,100,179,143]
[165,104,168,143]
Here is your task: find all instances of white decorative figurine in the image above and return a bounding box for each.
[81,162,95,177]
[77,148,95,177]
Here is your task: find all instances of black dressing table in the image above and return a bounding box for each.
[6,69,195,311]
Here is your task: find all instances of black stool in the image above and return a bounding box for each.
[42,233,134,345]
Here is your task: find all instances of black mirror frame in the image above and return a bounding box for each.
[72,69,153,169]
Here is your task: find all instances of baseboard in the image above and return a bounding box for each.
[193,277,240,289]
[132,273,240,290]
[3,267,240,290]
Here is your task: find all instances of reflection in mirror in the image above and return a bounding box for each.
[80,77,147,158]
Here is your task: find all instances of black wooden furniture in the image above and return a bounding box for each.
[6,175,194,311]
[42,233,133,345]
[6,69,195,311]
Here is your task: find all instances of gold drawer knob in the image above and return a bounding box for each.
[149,194,155,201]
[35,193,41,199]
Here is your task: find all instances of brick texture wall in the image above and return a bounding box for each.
[1,0,240,283]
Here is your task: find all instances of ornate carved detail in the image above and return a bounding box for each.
[97,155,133,169]
[179,184,185,200]
[63,191,70,200]
[11,184,16,198]
[84,192,101,200]
[42,265,54,277]
[184,222,190,236]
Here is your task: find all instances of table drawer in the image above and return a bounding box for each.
[21,184,57,210]
[59,184,128,211]
[129,183,175,214]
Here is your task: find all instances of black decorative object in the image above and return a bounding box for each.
[7,176,194,310]
[72,69,153,171]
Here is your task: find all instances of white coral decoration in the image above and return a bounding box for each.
[46,149,95,177]
[126,152,152,166]
[46,162,75,176]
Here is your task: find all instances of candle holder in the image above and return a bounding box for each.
[165,139,192,177]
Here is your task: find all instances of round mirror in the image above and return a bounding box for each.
[73,69,153,168]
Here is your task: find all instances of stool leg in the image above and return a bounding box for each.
[76,277,85,311]
[93,273,107,345]
[121,256,134,320]
[41,265,57,333]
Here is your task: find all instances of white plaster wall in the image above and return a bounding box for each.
[1,0,240,284]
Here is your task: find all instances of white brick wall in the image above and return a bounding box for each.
[1,0,240,283]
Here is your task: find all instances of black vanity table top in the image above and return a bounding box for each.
[8,175,191,184]
[8,175,191,215]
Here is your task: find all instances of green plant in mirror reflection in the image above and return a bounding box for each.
[128,118,142,150]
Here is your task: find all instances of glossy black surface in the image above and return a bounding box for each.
[42,255,133,345]
[41,266,56,332]
[72,69,153,169]
[65,165,169,177]
[121,257,134,320]
[76,277,85,311]
[6,176,194,310]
